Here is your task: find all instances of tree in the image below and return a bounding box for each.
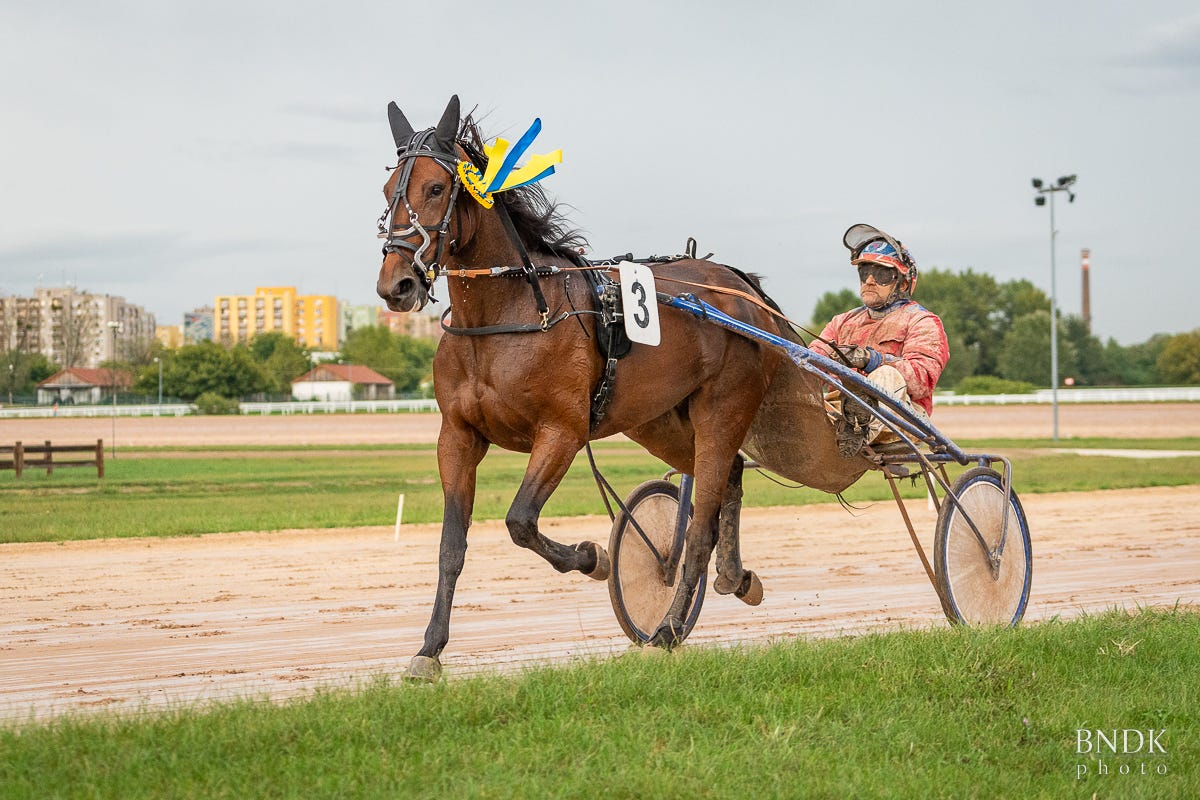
[119,333,160,367]
[1156,330,1200,385]
[1,350,58,400]
[153,341,271,400]
[1102,334,1169,386]
[1060,315,1107,386]
[916,268,1005,376]
[339,326,436,393]
[249,332,311,394]
[996,311,1077,387]
[940,332,979,390]
[810,289,860,327]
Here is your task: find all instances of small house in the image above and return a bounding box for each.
[37,368,134,405]
[291,364,395,402]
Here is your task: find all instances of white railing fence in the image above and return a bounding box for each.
[1,387,1198,419]
[0,399,439,419]
[936,387,1200,405]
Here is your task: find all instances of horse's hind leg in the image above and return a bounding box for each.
[648,368,773,648]
[712,454,764,606]
[505,432,609,579]
[648,439,739,647]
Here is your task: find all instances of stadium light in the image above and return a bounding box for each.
[1031,174,1079,442]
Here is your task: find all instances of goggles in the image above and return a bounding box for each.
[857,264,899,285]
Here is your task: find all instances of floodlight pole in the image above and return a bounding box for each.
[107,321,121,458]
[1048,189,1059,442]
[1032,175,1077,443]
[155,357,163,404]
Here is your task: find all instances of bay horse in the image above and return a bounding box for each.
[376,96,869,680]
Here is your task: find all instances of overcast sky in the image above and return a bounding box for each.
[1,1,1197,345]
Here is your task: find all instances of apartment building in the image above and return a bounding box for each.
[214,287,338,350]
[0,287,156,367]
[183,306,214,343]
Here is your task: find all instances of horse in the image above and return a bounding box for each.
[376,96,869,680]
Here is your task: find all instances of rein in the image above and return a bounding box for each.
[434,257,852,364]
[651,275,848,360]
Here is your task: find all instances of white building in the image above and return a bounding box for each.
[291,363,395,402]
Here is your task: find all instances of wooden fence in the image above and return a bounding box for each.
[0,440,105,478]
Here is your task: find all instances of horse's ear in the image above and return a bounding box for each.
[435,95,460,148]
[388,101,415,149]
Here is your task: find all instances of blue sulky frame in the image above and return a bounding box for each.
[653,291,1020,601]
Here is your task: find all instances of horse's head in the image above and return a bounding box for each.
[376,95,465,312]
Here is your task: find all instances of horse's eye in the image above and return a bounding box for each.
[429,184,445,198]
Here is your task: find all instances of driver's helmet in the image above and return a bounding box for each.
[843,223,918,293]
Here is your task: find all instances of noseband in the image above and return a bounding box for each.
[377,129,464,300]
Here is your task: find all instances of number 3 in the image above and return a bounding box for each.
[631,280,649,328]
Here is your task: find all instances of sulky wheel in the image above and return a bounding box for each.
[607,479,706,645]
[933,466,1032,626]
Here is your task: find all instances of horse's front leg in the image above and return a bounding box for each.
[506,432,610,579]
[407,423,489,682]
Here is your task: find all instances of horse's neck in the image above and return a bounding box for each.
[444,209,555,326]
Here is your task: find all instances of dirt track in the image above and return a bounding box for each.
[5,402,1200,446]
[1,405,1199,722]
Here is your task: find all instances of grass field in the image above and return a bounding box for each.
[1,439,1198,544]
[0,607,1193,798]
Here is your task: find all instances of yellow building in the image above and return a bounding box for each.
[214,287,337,349]
[155,324,184,348]
[294,293,339,351]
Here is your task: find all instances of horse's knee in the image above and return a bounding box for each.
[440,554,465,582]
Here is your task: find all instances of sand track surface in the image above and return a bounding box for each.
[4,401,1200,447]
[3,485,1198,722]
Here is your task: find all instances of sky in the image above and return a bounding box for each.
[1,1,1197,345]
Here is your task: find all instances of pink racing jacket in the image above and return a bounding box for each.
[809,301,950,415]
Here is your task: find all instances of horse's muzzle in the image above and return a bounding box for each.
[377,255,427,312]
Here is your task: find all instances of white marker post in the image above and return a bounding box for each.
[393,493,405,542]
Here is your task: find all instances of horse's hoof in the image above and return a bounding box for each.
[649,618,687,650]
[713,573,738,595]
[581,541,610,581]
[736,570,764,606]
[404,655,442,683]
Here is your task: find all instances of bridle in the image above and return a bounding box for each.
[376,128,464,301]
[377,126,558,327]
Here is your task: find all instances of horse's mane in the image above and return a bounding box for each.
[460,117,589,266]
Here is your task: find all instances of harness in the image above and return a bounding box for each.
[377,128,850,431]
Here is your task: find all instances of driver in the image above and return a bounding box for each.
[809,224,950,454]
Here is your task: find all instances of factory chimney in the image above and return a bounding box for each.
[1081,248,1091,332]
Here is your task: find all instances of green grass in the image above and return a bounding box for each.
[1,607,1194,798]
[2,441,1198,543]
